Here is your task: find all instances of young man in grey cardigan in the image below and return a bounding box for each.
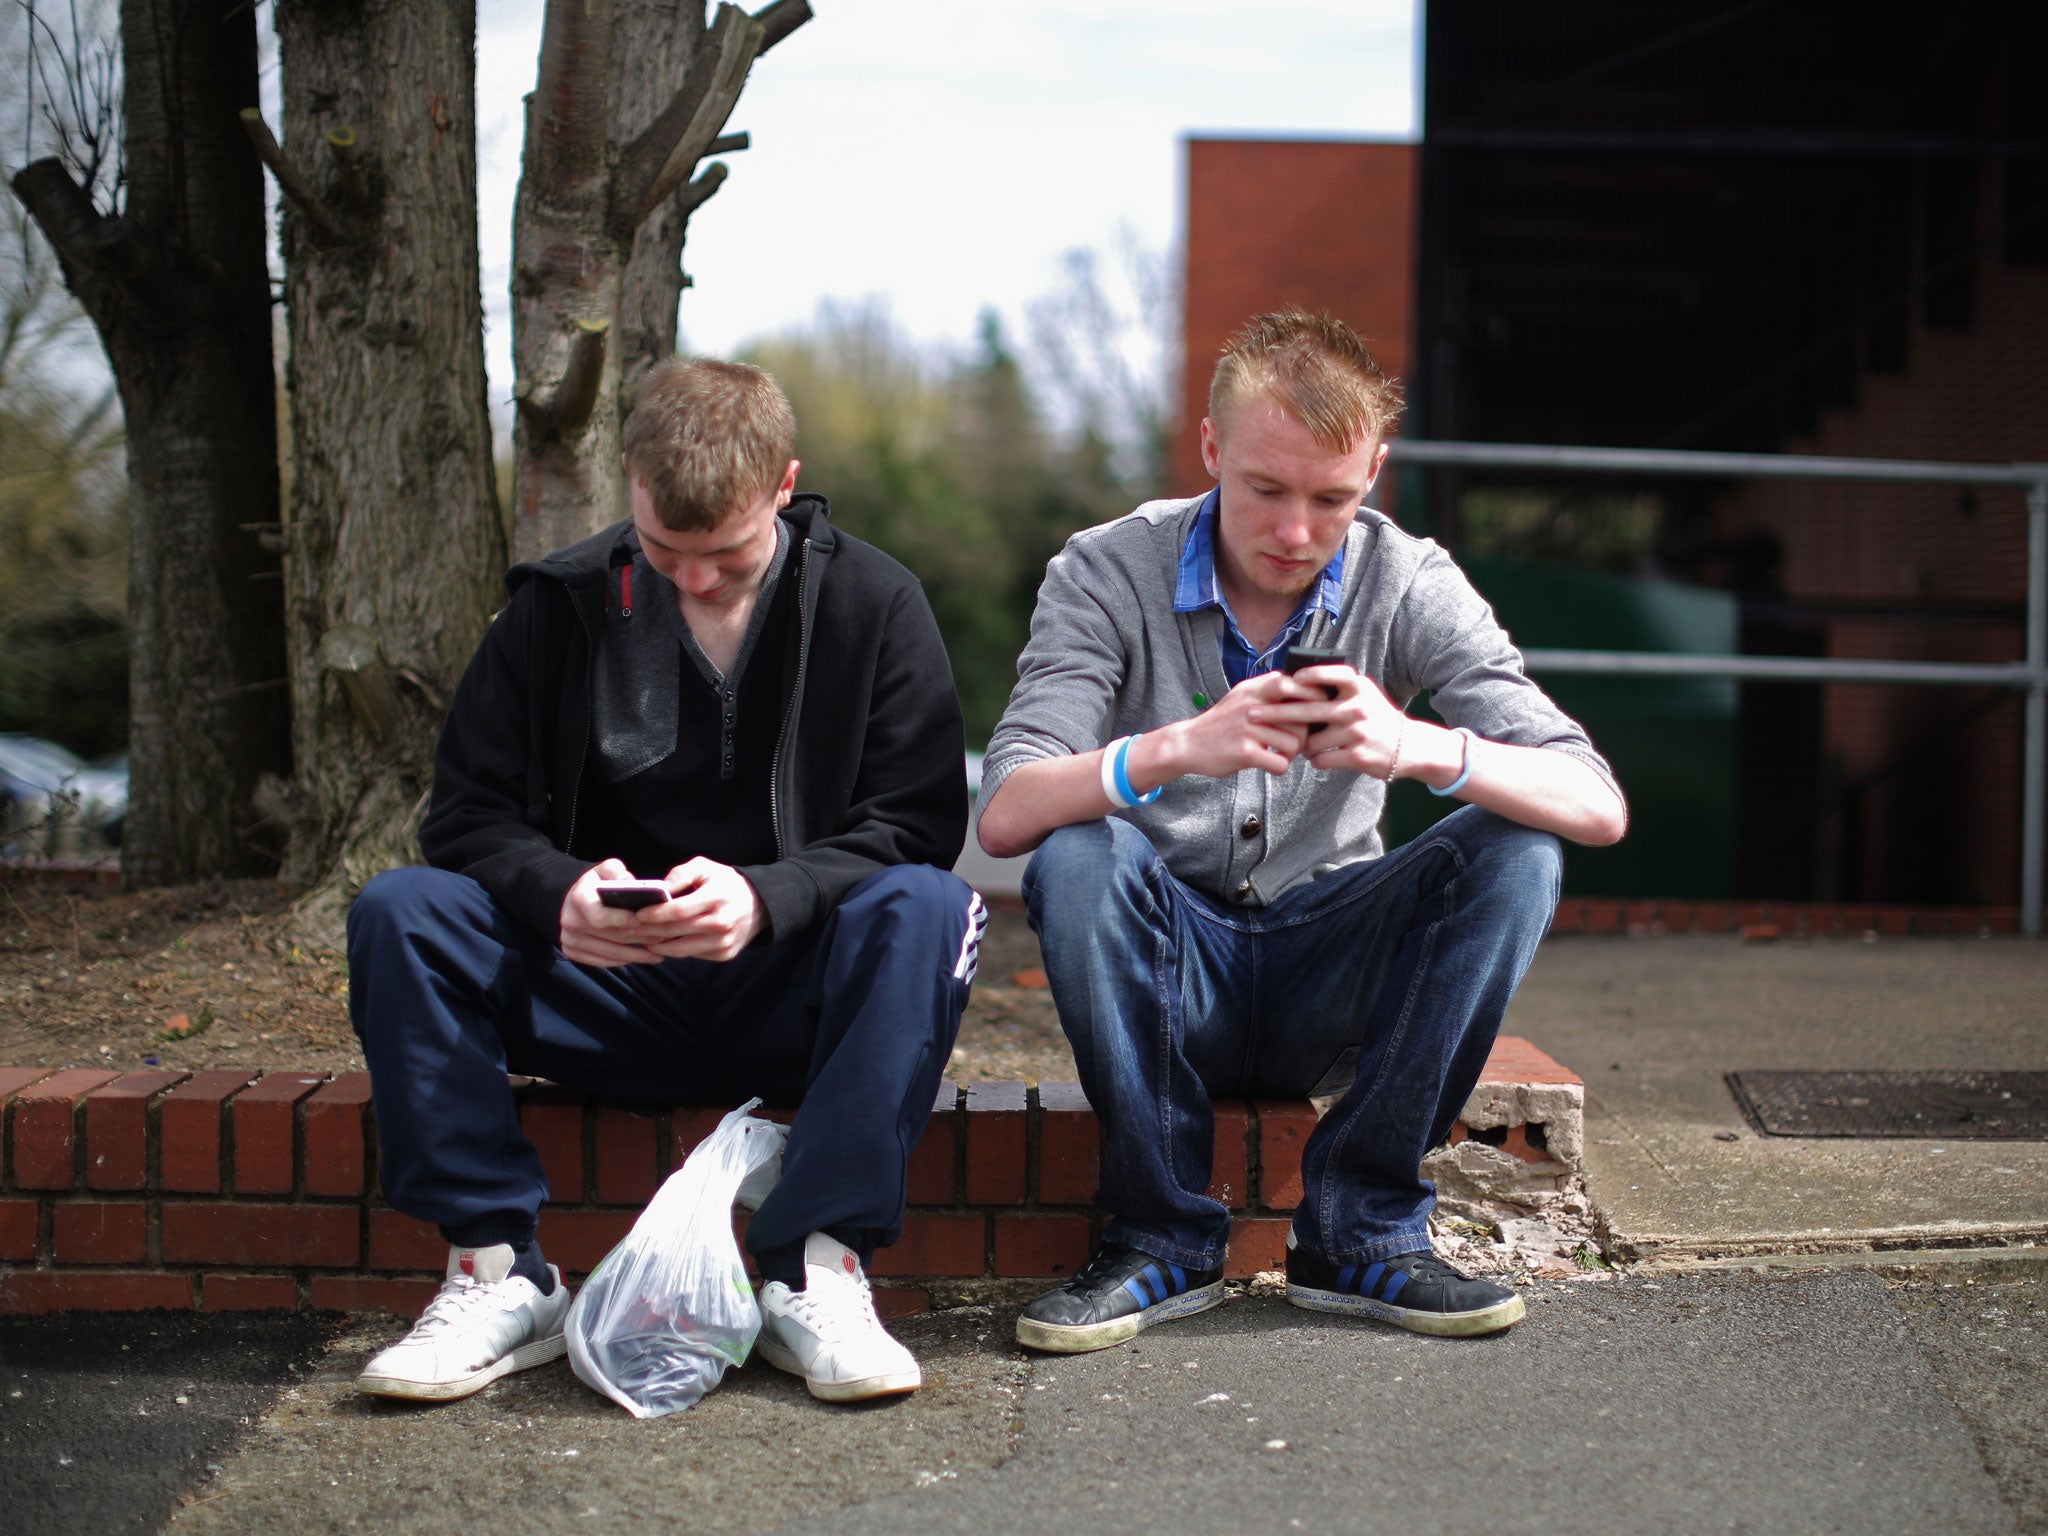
[978,310,1627,1353]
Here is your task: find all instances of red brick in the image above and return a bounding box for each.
[1659,902,1697,934]
[11,1069,120,1188]
[1226,1216,1292,1279]
[161,1203,358,1268]
[965,1081,1027,1204]
[0,1270,193,1315]
[1583,900,1622,936]
[1693,902,1731,933]
[1500,1125,1553,1166]
[0,1067,56,1101]
[1877,908,1912,937]
[311,1276,439,1316]
[1910,908,1952,936]
[1983,907,2021,935]
[868,1212,986,1278]
[1734,903,1771,930]
[202,1274,301,1312]
[994,1213,1092,1278]
[1547,899,1584,935]
[669,1106,728,1166]
[234,1072,327,1195]
[0,1198,39,1260]
[534,1209,637,1275]
[1208,1100,1249,1209]
[83,1071,187,1190]
[872,1285,931,1319]
[369,1209,446,1271]
[1255,1101,1316,1211]
[520,1087,586,1204]
[1479,1035,1583,1088]
[907,1080,959,1205]
[53,1201,147,1263]
[1623,900,1661,932]
[303,1073,373,1197]
[159,1071,258,1193]
[1036,1082,1098,1205]
[594,1107,660,1205]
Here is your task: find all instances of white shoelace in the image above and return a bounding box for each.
[409,1274,524,1339]
[779,1269,878,1345]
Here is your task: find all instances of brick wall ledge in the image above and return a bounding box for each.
[0,1037,1582,1318]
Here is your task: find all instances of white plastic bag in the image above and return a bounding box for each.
[565,1099,786,1417]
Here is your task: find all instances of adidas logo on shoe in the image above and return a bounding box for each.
[1285,1245,1525,1336]
[1015,1242,1225,1354]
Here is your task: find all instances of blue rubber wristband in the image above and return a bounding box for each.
[1114,733,1163,806]
[1428,727,1479,798]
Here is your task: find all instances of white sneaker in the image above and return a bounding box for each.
[754,1232,921,1402]
[356,1244,571,1402]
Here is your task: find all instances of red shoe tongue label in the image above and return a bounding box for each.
[459,1252,476,1277]
[842,1253,857,1274]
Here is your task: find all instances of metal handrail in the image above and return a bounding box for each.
[1386,440,2048,936]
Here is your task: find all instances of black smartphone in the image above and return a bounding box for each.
[595,879,673,910]
[1281,644,1347,732]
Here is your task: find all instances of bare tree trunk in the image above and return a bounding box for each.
[10,0,289,887]
[510,0,811,560]
[261,0,504,944]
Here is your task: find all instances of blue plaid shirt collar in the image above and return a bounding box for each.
[1174,489,1347,682]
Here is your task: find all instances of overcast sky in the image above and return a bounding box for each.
[474,0,1417,406]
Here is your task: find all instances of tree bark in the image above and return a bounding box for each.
[268,0,505,944]
[510,0,811,560]
[10,0,289,888]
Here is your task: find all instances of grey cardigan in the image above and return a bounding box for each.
[979,495,1620,905]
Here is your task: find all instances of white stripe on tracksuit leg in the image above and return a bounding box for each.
[953,891,988,984]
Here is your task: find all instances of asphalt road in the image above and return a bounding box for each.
[5,1266,2039,1535]
[0,1311,337,1534]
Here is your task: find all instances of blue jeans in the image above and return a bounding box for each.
[347,863,979,1279]
[1024,806,1560,1270]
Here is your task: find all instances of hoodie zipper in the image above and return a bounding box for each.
[768,538,814,861]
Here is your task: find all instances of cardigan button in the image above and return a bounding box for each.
[1234,879,1254,902]
[1240,815,1261,839]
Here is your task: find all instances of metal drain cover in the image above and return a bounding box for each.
[1727,1070,2048,1139]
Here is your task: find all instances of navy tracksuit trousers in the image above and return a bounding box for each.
[346,863,982,1281]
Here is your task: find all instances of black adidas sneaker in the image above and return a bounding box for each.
[1285,1246,1525,1336]
[1015,1242,1225,1353]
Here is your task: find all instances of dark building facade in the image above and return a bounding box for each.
[1179,0,2045,906]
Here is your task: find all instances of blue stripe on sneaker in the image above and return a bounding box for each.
[1168,1262,1186,1294]
[1336,1264,1359,1294]
[1381,1270,1409,1305]
[1122,1275,1152,1308]
[1144,1264,1166,1304]
[1360,1262,1386,1297]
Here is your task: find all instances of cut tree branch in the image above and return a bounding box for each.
[324,127,370,208]
[9,158,115,283]
[513,318,610,440]
[755,0,813,55]
[709,132,750,154]
[614,3,765,230]
[551,319,610,436]
[679,162,729,217]
[240,109,349,243]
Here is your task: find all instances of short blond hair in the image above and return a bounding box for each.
[1208,309,1404,452]
[622,358,796,531]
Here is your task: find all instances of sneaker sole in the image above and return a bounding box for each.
[1014,1280,1226,1354]
[751,1331,922,1401]
[1285,1283,1526,1337]
[356,1333,567,1402]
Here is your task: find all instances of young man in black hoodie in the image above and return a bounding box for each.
[347,359,981,1405]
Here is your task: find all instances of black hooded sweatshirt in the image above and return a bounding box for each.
[418,495,969,948]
